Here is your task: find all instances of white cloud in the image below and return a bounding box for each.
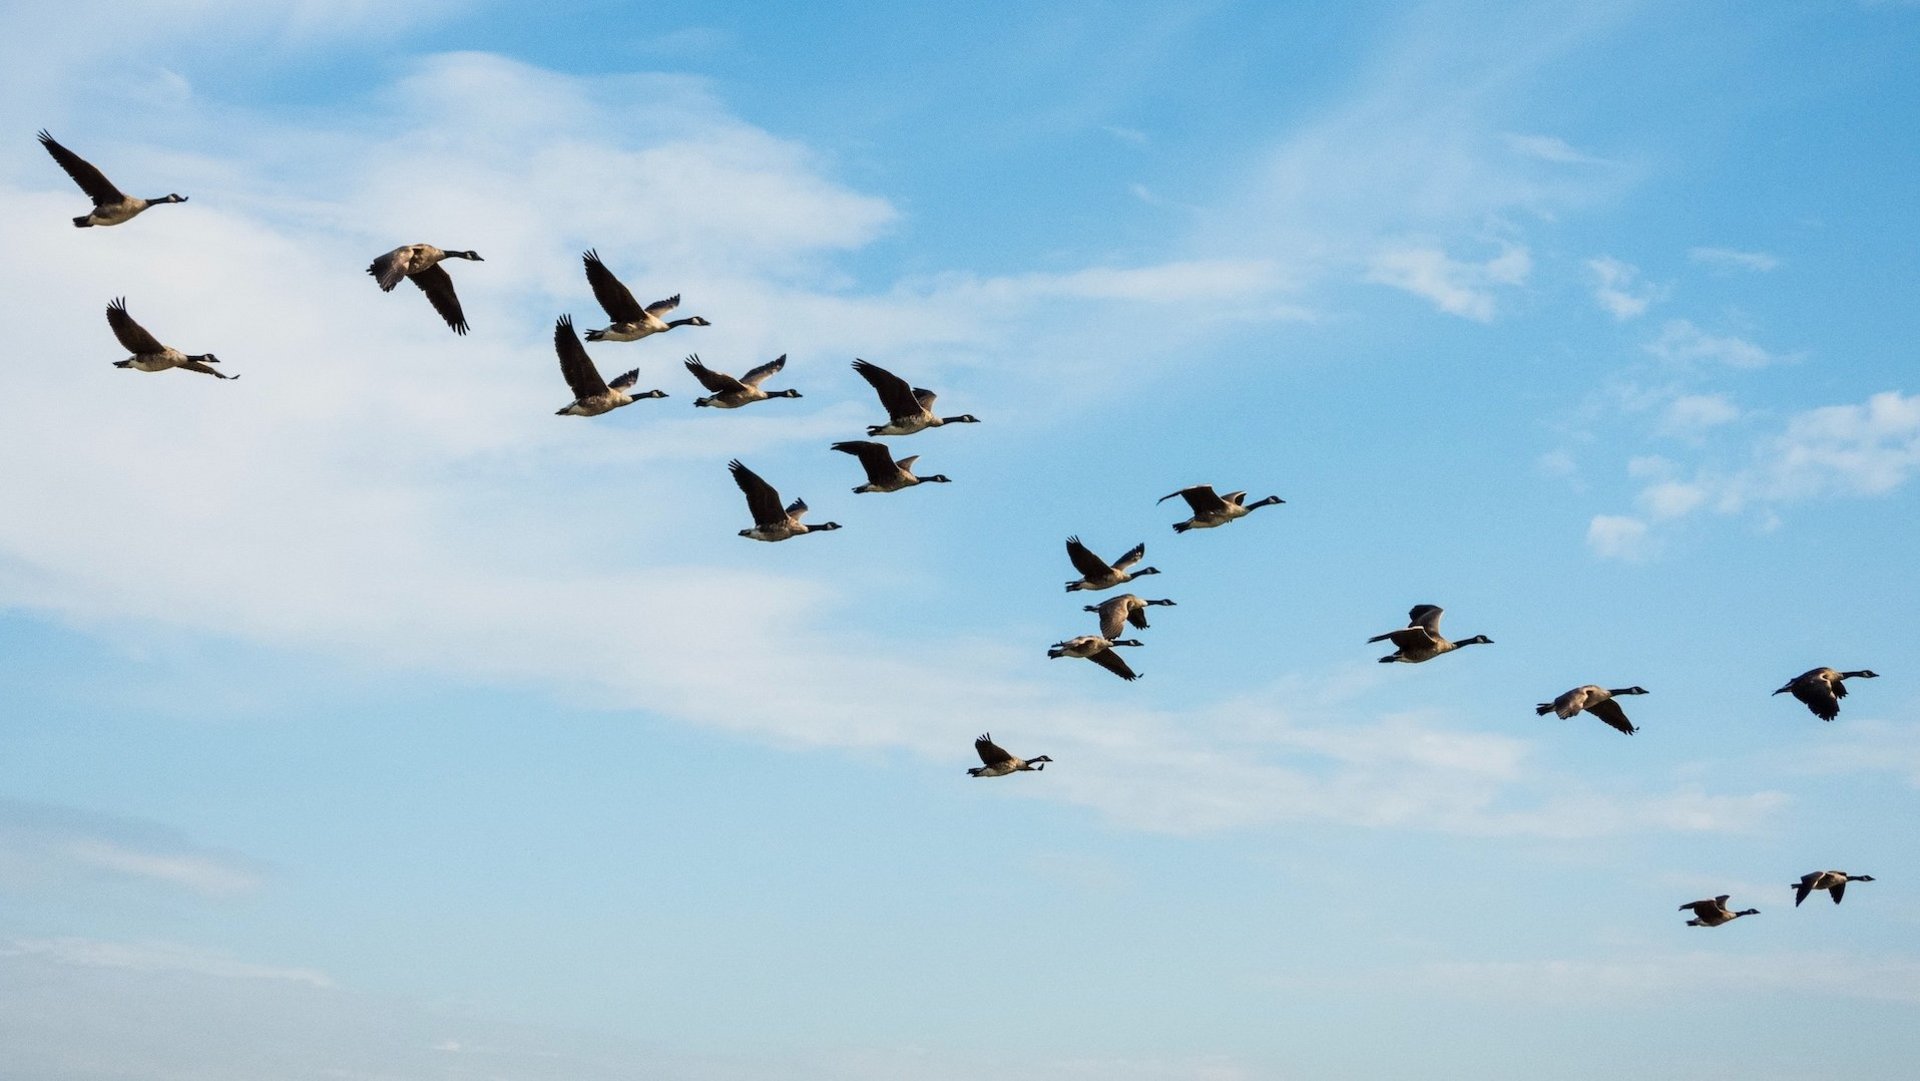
[0,800,262,898]
[1366,243,1531,321]
[1502,132,1613,166]
[1,938,333,988]
[1587,515,1651,560]
[1658,392,1741,436]
[1687,246,1780,272]
[1637,481,1709,519]
[1644,319,1788,368]
[1586,255,1662,320]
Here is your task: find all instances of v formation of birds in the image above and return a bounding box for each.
[39,130,1885,928]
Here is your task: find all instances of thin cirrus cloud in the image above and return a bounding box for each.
[1366,243,1532,322]
[1687,246,1781,272]
[0,799,263,898]
[1586,255,1663,320]
[1643,318,1791,368]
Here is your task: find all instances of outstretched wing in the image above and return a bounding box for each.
[1065,536,1112,579]
[553,316,607,398]
[831,440,898,485]
[1109,542,1147,571]
[729,460,786,526]
[975,734,1012,766]
[852,359,922,418]
[409,264,470,334]
[1094,597,1128,640]
[644,294,680,317]
[38,131,126,205]
[105,298,166,354]
[1087,647,1140,681]
[1158,485,1228,515]
[1790,682,1840,721]
[684,355,743,393]
[582,250,646,323]
[1408,605,1445,633]
[1588,698,1635,735]
[739,354,787,387]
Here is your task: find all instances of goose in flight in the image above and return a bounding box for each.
[104,298,235,379]
[1535,685,1648,736]
[1064,536,1159,593]
[830,440,952,493]
[1047,635,1144,681]
[1773,668,1878,721]
[1083,594,1176,640]
[1680,895,1759,927]
[851,359,979,436]
[581,250,709,342]
[38,131,187,227]
[1793,870,1874,907]
[552,315,666,416]
[1368,605,1492,663]
[367,244,483,334]
[968,733,1052,778]
[1158,484,1283,533]
[730,460,841,542]
[685,354,801,408]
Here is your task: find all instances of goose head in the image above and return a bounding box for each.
[635,389,669,399]
[1610,686,1650,696]
[940,414,981,424]
[1247,495,1286,509]
[919,474,953,484]
[452,250,483,261]
[1143,598,1177,607]
[1026,755,1053,770]
[771,389,803,398]
[1849,874,1875,882]
[806,522,842,533]
[1130,566,1161,577]
[1841,669,1880,680]
[670,316,712,328]
[1109,639,1145,648]
[155,193,188,204]
[1457,635,1494,647]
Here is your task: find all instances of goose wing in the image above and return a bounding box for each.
[1109,542,1147,572]
[852,359,922,418]
[38,131,126,205]
[1065,536,1114,579]
[105,298,167,355]
[582,250,647,323]
[1093,596,1129,639]
[684,355,744,393]
[739,354,787,387]
[644,294,681,317]
[1370,627,1437,650]
[1158,485,1228,515]
[1587,698,1635,735]
[1087,647,1141,681]
[1408,605,1445,633]
[1831,880,1847,904]
[831,440,898,485]
[975,734,1012,766]
[554,316,608,398]
[1794,878,1814,907]
[367,246,414,292]
[729,460,786,526]
[409,264,470,334]
[1790,680,1841,721]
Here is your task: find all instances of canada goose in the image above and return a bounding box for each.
[581,250,709,342]
[1064,536,1159,593]
[1773,668,1879,721]
[1535,685,1648,736]
[851,359,980,436]
[1158,484,1284,533]
[1083,594,1176,640]
[685,354,801,408]
[1047,635,1144,681]
[730,460,841,542]
[104,298,235,379]
[968,733,1052,778]
[367,244,483,334]
[38,131,187,227]
[1793,870,1874,907]
[1368,604,1492,663]
[830,440,951,493]
[552,315,666,416]
[1680,895,1759,927]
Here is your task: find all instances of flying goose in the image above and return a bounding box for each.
[1368,605,1492,663]
[685,354,801,408]
[1047,635,1144,681]
[104,298,235,379]
[1793,870,1874,907]
[968,733,1052,778]
[830,440,951,493]
[1158,484,1284,533]
[730,460,841,542]
[851,359,980,436]
[1535,685,1648,736]
[581,250,709,342]
[1064,536,1159,593]
[552,315,666,416]
[1773,667,1878,721]
[1083,594,1176,640]
[1680,895,1759,927]
[367,244,483,334]
[38,131,187,227]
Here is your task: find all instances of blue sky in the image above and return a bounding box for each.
[3,1,1918,1078]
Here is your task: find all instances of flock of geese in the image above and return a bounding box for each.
[38,129,1887,929]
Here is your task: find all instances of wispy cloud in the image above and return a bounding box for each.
[1586,255,1663,320]
[1366,243,1531,321]
[1502,132,1615,166]
[1,938,333,987]
[1644,318,1791,368]
[1657,392,1742,437]
[1688,246,1780,272]
[1586,514,1651,561]
[0,800,263,898]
